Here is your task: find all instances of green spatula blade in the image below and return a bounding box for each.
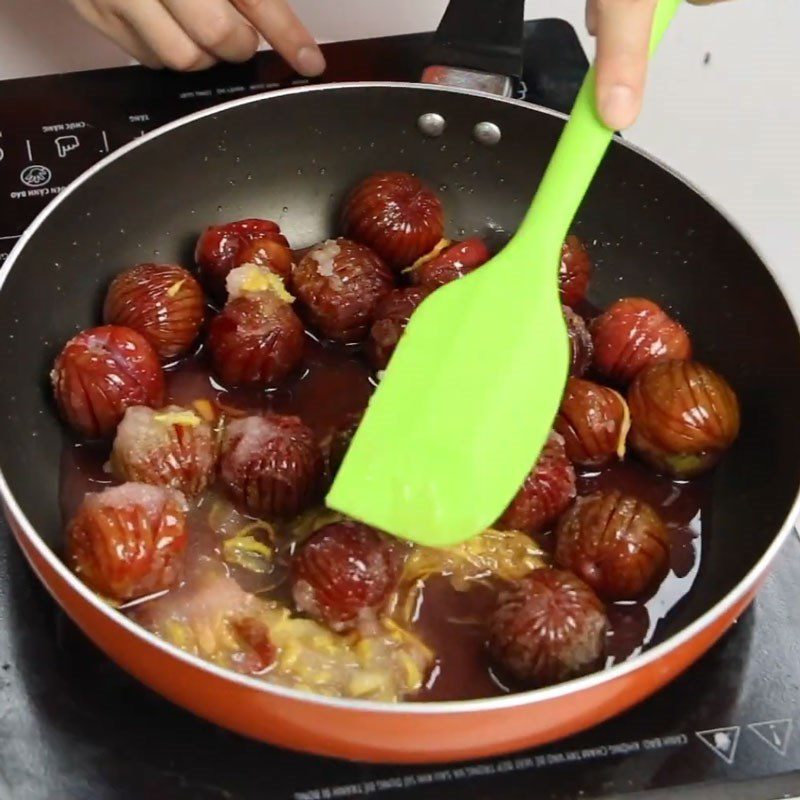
[328,0,682,547]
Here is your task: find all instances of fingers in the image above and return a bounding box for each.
[113,17,166,69]
[115,0,216,71]
[162,0,259,63]
[593,0,658,130]
[69,0,324,75]
[586,0,598,36]
[66,0,162,68]
[231,0,326,76]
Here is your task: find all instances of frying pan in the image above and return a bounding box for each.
[2,0,800,764]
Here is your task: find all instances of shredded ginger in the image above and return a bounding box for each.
[153,409,202,427]
[222,530,274,574]
[226,263,294,302]
[311,239,341,277]
[401,528,546,590]
[147,569,433,701]
[394,529,547,628]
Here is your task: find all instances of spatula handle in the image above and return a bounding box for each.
[512,0,683,254]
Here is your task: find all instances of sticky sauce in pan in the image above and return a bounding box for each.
[59,337,708,702]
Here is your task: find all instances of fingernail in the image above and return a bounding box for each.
[598,84,638,130]
[586,4,597,34]
[296,45,326,77]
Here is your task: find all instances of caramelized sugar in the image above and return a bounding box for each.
[59,336,708,702]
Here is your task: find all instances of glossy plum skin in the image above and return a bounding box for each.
[628,360,741,477]
[218,414,321,517]
[292,238,395,342]
[111,405,217,497]
[560,235,592,308]
[320,411,362,482]
[365,286,431,370]
[342,171,444,268]
[237,238,293,276]
[488,569,608,686]
[207,291,305,387]
[410,238,490,289]
[555,378,630,467]
[66,483,188,602]
[591,297,692,384]
[564,306,593,377]
[291,521,403,632]
[51,325,165,439]
[498,433,576,534]
[195,218,292,303]
[555,491,670,601]
[103,263,205,360]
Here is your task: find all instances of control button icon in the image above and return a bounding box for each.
[55,135,80,158]
[748,719,793,756]
[696,726,741,765]
[20,165,52,188]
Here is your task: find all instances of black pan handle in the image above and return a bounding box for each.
[426,0,525,79]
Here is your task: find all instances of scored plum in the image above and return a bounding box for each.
[591,297,691,384]
[218,413,321,517]
[51,325,165,439]
[628,360,741,477]
[555,491,670,601]
[292,238,395,342]
[409,238,490,289]
[555,377,630,467]
[560,235,592,308]
[111,405,217,497]
[564,306,593,377]
[342,171,444,268]
[67,482,188,602]
[207,265,305,387]
[498,432,576,534]
[488,568,608,686]
[103,263,205,360]
[291,521,403,632]
[195,218,292,302]
[365,286,431,370]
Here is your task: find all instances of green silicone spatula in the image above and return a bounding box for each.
[328,0,682,547]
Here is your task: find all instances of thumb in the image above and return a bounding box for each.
[594,0,659,130]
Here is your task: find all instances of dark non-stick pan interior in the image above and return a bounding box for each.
[1,84,798,648]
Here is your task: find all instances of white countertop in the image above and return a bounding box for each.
[1,0,797,306]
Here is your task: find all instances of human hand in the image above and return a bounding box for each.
[587,0,729,130]
[67,0,325,76]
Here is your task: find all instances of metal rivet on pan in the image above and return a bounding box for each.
[417,113,447,138]
[472,121,502,146]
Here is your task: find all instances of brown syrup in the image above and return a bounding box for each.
[59,338,708,702]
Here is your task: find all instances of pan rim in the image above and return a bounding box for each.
[2,80,800,716]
